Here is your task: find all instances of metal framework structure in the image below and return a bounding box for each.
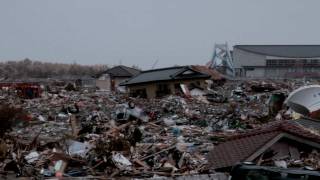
[208,43,235,76]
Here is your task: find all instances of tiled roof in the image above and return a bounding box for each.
[120,66,210,86]
[207,120,320,169]
[119,65,141,76]
[208,131,279,169]
[191,65,225,81]
[228,120,320,142]
[103,65,140,77]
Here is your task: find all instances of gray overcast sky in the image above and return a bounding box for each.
[0,0,319,69]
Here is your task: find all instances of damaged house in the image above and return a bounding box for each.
[96,65,140,91]
[120,66,211,98]
[208,120,320,172]
[191,65,226,86]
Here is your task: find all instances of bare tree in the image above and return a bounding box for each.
[0,59,108,79]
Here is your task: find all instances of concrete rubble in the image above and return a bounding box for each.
[0,79,320,179]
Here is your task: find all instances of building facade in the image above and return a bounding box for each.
[233,45,320,79]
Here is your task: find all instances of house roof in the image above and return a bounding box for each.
[234,45,320,58]
[120,66,210,86]
[295,118,320,132]
[102,65,140,77]
[190,65,225,81]
[207,120,320,169]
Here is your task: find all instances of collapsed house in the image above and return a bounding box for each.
[74,76,96,89]
[230,163,320,180]
[208,119,320,172]
[96,65,141,91]
[49,75,96,90]
[191,65,226,85]
[0,82,42,99]
[120,66,211,98]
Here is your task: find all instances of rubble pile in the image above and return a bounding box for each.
[0,80,319,178]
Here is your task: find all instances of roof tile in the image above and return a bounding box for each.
[207,120,320,169]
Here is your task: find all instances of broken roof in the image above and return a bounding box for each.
[120,66,210,86]
[207,120,320,169]
[234,45,320,58]
[101,65,141,77]
[190,65,225,81]
[295,118,320,132]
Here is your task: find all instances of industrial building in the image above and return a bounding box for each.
[233,45,320,79]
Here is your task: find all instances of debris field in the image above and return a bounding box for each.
[0,79,319,179]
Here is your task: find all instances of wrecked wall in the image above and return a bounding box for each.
[127,79,207,98]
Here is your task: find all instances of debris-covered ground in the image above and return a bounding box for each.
[0,79,319,179]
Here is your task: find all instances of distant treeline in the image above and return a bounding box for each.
[0,59,108,79]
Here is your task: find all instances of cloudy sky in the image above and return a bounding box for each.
[0,0,319,69]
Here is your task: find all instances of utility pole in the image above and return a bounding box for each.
[151,59,159,69]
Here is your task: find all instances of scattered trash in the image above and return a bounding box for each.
[112,152,132,171]
[0,79,319,178]
[66,139,93,158]
[274,160,287,168]
[25,151,40,164]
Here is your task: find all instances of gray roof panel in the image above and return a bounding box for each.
[234,45,320,58]
[295,118,320,131]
